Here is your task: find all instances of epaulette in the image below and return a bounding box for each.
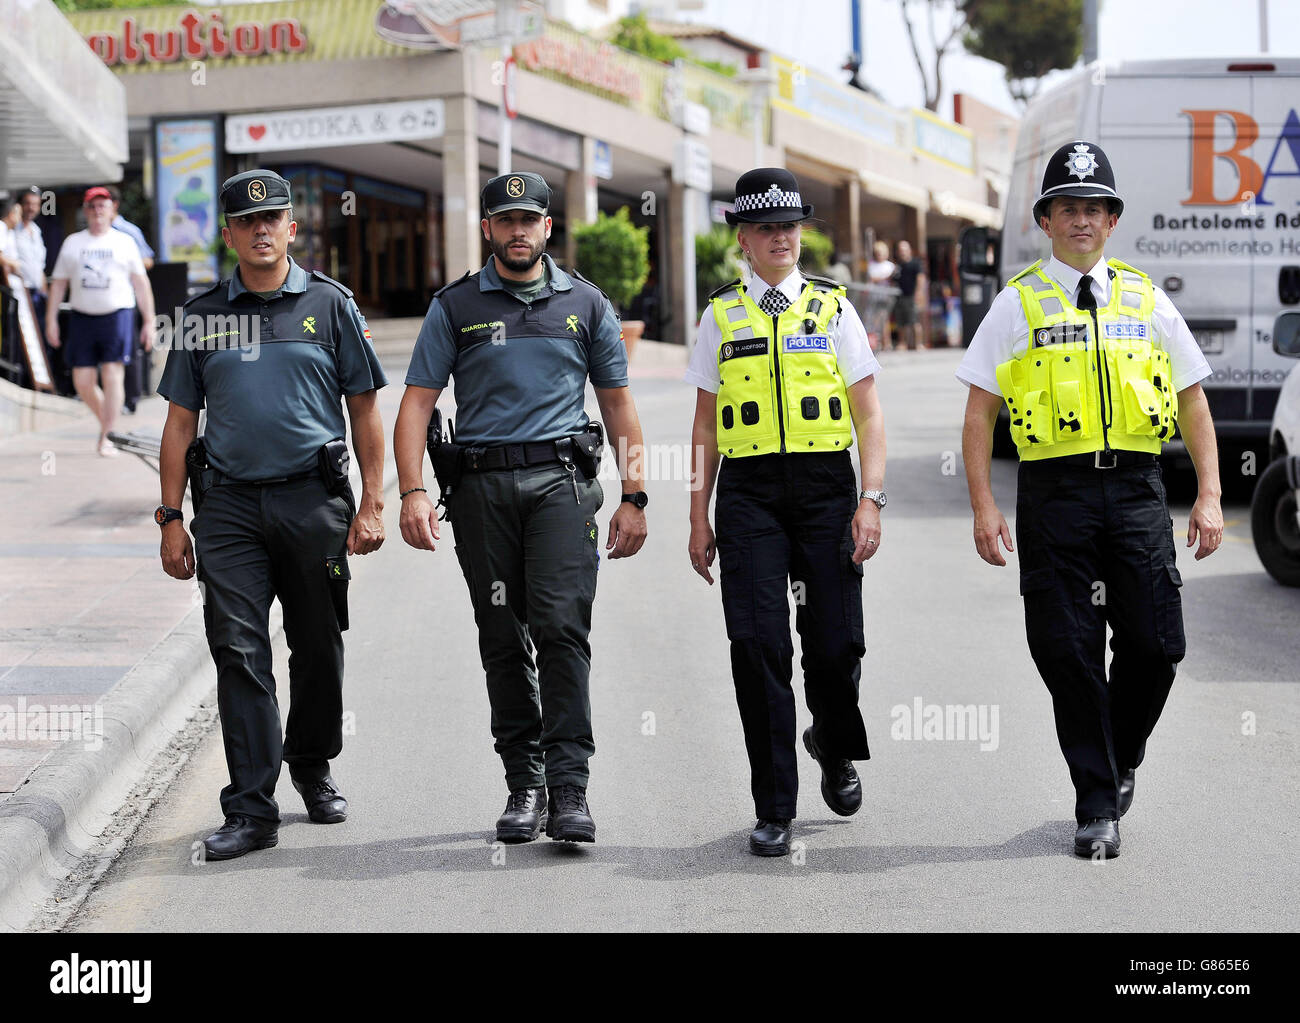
[707,278,742,301]
[181,279,224,309]
[563,266,614,307]
[1007,260,1043,284]
[310,268,354,298]
[803,272,842,289]
[434,269,477,299]
[1107,257,1149,280]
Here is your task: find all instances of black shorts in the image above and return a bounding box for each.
[66,308,134,368]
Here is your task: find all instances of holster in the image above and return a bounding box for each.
[185,437,214,515]
[317,438,351,496]
[426,408,464,519]
[573,421,604,480]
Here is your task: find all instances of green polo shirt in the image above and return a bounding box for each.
[158,257,387,480]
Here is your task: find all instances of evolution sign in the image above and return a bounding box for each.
[226,99,446,153]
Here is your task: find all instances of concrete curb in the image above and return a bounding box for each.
[0,461,398,932]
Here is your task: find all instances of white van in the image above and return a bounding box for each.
[1251,313,1300,585]
[961,57,1300,450]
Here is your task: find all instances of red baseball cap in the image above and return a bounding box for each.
[83,186,113,205]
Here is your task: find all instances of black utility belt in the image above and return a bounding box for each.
[212,469,317,486]
[1032,450,1158,470]
[462,429,602,474]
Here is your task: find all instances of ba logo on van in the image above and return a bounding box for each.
[783,334,829,353]
[1183,108,1300,206]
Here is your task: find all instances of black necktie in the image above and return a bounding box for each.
[758,288,791,316]
[1076,274,1097,311]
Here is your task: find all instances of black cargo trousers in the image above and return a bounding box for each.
[715,451,871,820]
[193,474,353,823]
[1016,456,1186,824]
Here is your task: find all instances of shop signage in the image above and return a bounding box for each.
[514,26,644,104]
[85,9,308,67]
[226,99,446,153]
[912,108,975,171]
[772,56,908,150]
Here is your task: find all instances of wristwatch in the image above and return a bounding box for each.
[154,504,184,527]
[621,491,649,509]
[859,490,887,510]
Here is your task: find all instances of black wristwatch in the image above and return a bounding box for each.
[621,491,649,509]
[154,505,184,527]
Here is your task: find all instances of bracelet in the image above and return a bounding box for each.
[399,487,427,499]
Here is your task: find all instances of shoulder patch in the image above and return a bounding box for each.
[1008,260,1043,284]
[310,269,354,298]
[434,269,477,299]
[181,278,225,310]
[707,278,742,302]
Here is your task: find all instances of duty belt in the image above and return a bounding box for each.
[462,440,569,473]
[1032,451,1157,471]
[212,468,317,486]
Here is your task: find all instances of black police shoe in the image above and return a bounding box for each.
[496,787,547,843]
[202,815,279,861]
[1074,818,1121,858]
[802,727,862,817]
[749,819,792,857]
[292,775,348,824]
[1118,769,1136,818]
[545,784,595,843]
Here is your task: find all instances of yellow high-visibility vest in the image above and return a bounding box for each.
[710,277,853,457]
[995,258,1177,460]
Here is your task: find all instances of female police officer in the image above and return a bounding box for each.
[684,168,887,857]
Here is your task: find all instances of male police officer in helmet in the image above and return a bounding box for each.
[958,141,1222,858]
[394,171,648,845]
[157,170,387,860]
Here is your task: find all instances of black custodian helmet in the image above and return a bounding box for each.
[1032,140,1124,223]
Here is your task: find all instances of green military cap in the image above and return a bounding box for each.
[221,169,292,218]
[481,171,551,217]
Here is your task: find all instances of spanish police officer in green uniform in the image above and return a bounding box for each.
[394,171,648,845]
[156,170,388,860]
[959,141,1223,858]
[685,168,887,857]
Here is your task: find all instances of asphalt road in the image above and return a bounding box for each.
[66,349,1300,932]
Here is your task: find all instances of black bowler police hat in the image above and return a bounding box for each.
[481,171,552,217]
[725,167,813,225]
[1032,140,1124,222]
[221,169,292,218]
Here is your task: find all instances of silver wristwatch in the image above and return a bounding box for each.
[859,490,887,510]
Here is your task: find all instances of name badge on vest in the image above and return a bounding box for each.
[1102,322,1149,339]
[783,334,830,353]
[1033,323,1090,348]
[720,338,769,362]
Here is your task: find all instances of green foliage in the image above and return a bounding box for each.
[695,224,743,313]
[610,12,737,76]
[573,207,650,312]
[54,0,188,11]
[962,0,1083,104]
[798,227,834,274]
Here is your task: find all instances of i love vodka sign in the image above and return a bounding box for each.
[226,99,445,153]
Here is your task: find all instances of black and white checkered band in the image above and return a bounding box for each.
[733,185,804,214]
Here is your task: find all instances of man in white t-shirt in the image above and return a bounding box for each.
[46,186,156,456]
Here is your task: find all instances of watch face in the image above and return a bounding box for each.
[154,506,167,525]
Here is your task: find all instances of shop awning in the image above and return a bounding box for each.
[929,190,1002,228]
[0,0,127,188]
[859,169,928,211]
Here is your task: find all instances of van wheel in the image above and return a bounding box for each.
[1251,457,1300,587]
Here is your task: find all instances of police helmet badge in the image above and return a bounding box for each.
[506,176,525,198]
[248,179,267,202]
[1065,144,1099,181]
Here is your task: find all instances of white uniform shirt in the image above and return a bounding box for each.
[957,254,1211,396]
[15,220,47,292]
[685,265,881,393]
[50,228,145,316]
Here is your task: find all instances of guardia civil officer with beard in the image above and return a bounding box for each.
[959,141,1222,858]
[686,169,887,857]
[394,171,647,845]
[157,170,387,860]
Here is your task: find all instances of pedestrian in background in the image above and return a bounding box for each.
[45,186,155,456]
[686,168,887,858]
[959,140,1221,858]
[15,187,48,343]
[104,185,155,414]
[156,169,387,860]
[892,239,925,350]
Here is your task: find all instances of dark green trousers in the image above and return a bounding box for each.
[450,463,603,790]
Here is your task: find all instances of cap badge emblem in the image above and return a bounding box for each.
[506,176,525,198]
[1065,144,1098,181]
[248,179,267,202]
